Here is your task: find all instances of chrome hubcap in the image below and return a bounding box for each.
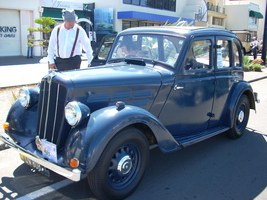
[238,110,244,123]
[117,155,132,175]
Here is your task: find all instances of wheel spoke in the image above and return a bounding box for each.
[108,143,140,188]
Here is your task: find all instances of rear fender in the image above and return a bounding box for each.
[226,81,256,127]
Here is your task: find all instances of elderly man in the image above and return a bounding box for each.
[47,9,93,71]
[250,36,259,60]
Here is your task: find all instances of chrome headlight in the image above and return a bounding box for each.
[18,87,39,108]
[65,101,90,126]
[18,87,30,107]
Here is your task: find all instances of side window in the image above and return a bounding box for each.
[185,39,211,71]
[217,39,230,68]
[98,36,115,60]
[141,36,159,60]
[163,36,183,67]
[233,41,241,67]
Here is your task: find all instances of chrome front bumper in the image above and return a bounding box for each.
[0,133,82,182]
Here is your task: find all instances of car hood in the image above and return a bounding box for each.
[58,63,163,112]
[62,63,161,86]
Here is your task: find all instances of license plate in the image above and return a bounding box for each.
[20,154,50,176]
[20,154,42,171]
[41,140,57,163]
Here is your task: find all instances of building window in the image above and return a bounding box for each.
[163,0,169,10]
[249,17,257,25]
[139,22,147,26]
[122,20,163,30]
[132,0,140,5]
[212,17,223,26]
[140,0,147,6]
[123,0,176,11]
[170,0,175,11]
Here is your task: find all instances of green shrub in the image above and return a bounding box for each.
[249,65,254,71]
[244,65,250,71]
[243,56,250,66]
[253,63,262,72]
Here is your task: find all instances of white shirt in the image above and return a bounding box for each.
[47,23,93,65]
[251,39,259,48]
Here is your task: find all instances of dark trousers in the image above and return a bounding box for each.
[55,55,81,71]
[27,47,33,57]
[251,47,258,60]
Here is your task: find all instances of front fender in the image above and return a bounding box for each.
[65,104,181,173]
[5,100,38,138]
[226,81,256,127]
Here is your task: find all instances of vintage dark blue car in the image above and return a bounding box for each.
[1,26,257,200]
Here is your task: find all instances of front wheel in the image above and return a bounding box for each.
[227,95,250,139]
[88,127,149,200]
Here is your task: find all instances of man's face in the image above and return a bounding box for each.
[64,20,75,30]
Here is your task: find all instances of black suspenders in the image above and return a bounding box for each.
[57,25,80,58]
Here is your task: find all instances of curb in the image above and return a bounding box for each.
[248,76,267,83]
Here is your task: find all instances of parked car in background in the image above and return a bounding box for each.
[1,26,258,200]
[232,30,252,55]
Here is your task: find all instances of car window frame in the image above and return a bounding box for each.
[215,36,236,70]
[232,38,244,70]
[181,36,214,75]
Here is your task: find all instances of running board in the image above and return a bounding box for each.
[174,125,230,148]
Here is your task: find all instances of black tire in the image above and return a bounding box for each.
[227,95,250,139]
[88,127,149,200]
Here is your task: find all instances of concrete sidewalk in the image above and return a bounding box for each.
[0,55,267,88]
[0,56,89,88]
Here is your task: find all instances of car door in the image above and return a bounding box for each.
[91,34,116,67]
[158,37,216,135]
[208,36,244,127]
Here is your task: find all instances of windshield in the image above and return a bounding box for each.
[109,34,185,68]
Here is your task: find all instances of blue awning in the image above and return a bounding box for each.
[117,11,194,24]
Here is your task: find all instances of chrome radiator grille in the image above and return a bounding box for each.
[36,77,70,151]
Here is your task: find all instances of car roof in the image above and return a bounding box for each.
[120,26,238,39]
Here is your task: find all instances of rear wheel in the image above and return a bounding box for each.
[227,95,250,139]
[88,127,149,200]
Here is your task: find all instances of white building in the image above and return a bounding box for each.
[41,0,208,36]
[225,0,265,40]
[206,0,227,29]
[1,0,265,57]
[0,0,43,56]
[0,0,209,56]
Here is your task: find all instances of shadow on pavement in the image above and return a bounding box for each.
[0,56,44,66]
[1,128,267,199]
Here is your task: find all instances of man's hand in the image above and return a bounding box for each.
[49,63,57,69]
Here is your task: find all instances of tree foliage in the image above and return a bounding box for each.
[27,17,56,48]
[164,17,194,27]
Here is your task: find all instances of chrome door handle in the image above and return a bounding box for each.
[174,85,184,90]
